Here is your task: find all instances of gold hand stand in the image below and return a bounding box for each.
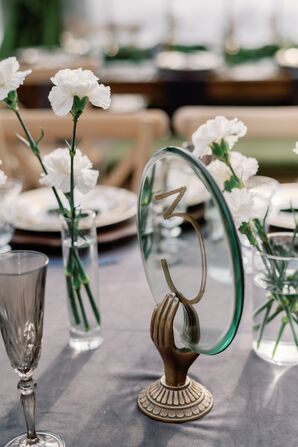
[138,187,213,422]
[138,294,213,423]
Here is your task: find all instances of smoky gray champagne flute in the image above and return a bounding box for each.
[0,251,65,447]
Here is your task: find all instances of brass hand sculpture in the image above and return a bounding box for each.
[138,186,213,422]
[150,293,199,387]
[138,293,213,422]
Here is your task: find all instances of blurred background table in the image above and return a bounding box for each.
[0,239,297,447]
[17,61,296,112]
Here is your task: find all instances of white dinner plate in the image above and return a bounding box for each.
[16,186,137,232]
[269,183,298,229]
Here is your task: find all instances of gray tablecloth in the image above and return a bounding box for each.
[0,241,297,447]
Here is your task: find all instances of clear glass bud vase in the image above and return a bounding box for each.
[253,233,298,366]
[61,209,102,351]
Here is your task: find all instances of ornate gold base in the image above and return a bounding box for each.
[138,376,213,423]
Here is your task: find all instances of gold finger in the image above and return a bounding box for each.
[150,304,159,342]
[164,296,179,348]
[153,296,170,346]
[158,294,174,348]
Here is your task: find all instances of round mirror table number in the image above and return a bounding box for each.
[137,147,244,423]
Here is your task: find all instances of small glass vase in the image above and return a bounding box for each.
[253,232,298,366]
[61,209,102,351]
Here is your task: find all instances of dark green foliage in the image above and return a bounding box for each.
[0,0,62,58]
[225,44,280,66]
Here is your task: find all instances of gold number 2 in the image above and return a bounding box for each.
[155,186,207,305]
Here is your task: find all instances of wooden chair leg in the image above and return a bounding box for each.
[103,151,133,188]
[131,120,154,193]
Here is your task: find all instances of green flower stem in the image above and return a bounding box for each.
[84,281,101,325]
[66,246,74,273]
[253,306,282,331]
[286,308,298,349]
[69,117,78,221]
[66,246,100,328]
[72,249,101,324]
[289,298,298,342]
[287,222,298,257]
[272,294,298,349]
[66,112,100,330]
[72,249,89,283]
[253,296,274,318]
[259,273,297,350]
[228,164,239,180]
[272,320,287,358]
[247,220,297,353]
[75,287,90,331]
[66,245,99,331]
[254,288,297,353]
[66,275,81,325]
[227,162,244,189]
[65,247,81,325]
[14,109,65,215]
[257,300,273,348]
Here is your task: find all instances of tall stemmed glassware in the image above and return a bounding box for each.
[0,251,65,447]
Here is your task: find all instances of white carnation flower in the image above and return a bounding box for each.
[207,159,230,190]
[224,188,255,228]
[192,115,247,158]
[0,161,7,186]
[251,195,270,222]
[224,187,267,228]
[40,148,99,194]
[49,68,111,116]
[293,142,298,155]
[0,57,31,100]
[230,152,258,183]
[207,151,258,190]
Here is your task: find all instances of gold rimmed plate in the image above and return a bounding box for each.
[16,185,137,232]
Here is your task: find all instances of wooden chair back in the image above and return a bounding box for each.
[0,109,169,191]
[173,106,298,141]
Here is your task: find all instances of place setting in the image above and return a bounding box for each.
[12,185,138,250]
